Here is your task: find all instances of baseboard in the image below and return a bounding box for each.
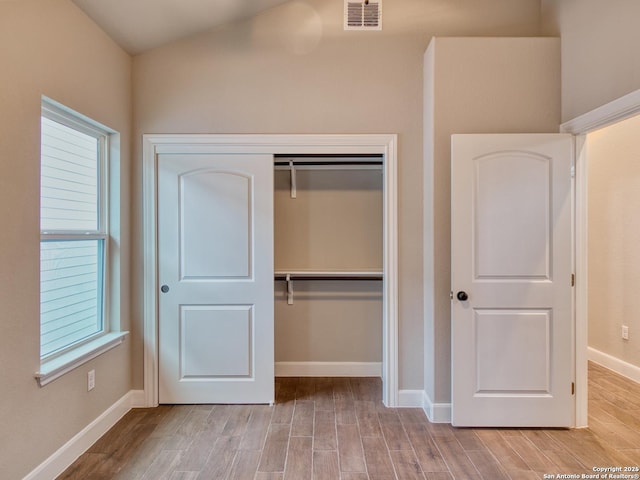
[24,389,143,480]
[422,391,451,424]
[397,390,425,407]
[588,347,640,384]
[275,361,381,377]
[129,389,147,408]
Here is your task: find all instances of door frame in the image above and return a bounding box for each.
[561,88,640,427]
[142,134,399,407]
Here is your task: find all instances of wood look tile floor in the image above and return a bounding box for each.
[58,362,640,479]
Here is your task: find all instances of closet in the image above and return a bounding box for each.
[143,133,397,407]
[273,155,384,377]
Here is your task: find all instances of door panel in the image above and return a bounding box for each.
[179,305,252,377]
[158,153,273,404]
[451,134,573,427]
[180,171,252,279]
[474,309,551,393]
[474,152,551,279]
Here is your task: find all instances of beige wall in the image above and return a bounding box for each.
[274,168,383,363]
[542,0,640,122]
[0,1,132,478]
[424,37,561,403]
[132,0,542,391]
[587,116,640,367]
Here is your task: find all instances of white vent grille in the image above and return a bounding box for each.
[345,0,382,31]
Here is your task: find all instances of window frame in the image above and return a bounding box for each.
[36,98,127,386]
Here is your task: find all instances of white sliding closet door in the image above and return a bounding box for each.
[157,153,274,404]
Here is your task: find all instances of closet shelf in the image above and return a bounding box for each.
[273,161,382,170]
[274,270,383,281]
[276,270,383,305]
[274,155,383,171]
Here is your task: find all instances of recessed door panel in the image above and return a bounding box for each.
[180,171,251,279]
[474,152,551,280]
[180,305,252,378]
[475,309,550,394]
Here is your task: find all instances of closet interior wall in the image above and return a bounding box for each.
[274,156,384,372]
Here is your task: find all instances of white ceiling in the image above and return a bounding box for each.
[72,0,292,55]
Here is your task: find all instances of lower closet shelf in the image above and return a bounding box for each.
[274,270,383,304]
[274,270,383,281]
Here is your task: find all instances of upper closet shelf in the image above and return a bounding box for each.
[274,270,383,280]
[275,155,382,198]
[274,154,383,170]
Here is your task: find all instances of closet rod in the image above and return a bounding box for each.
[273,160,382,166]
[274,153,383,159]
[277,271,382,304]
[274,272,383,281]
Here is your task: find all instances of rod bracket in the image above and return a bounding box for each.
[286,273,294,305]
[289,160,297,199]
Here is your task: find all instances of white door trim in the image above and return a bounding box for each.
[561,88,640,427]
[142,134,399,407]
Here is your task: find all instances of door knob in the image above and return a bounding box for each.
[456,291,468,301]
[161,285,170,293]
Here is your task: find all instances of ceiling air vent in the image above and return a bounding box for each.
[345,0,382,31]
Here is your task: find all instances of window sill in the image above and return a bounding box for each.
[35,332,129,387]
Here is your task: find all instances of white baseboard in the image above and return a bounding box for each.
[397,390,425,408]
[588,347,640,384]
[24,389,144,480]
[275,362,381,377]
[129,389,147,408]
[422,391,451,424]
[390,388,452,423]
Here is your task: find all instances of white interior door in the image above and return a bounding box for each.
[158,153,273,404]
[451,134,574,427]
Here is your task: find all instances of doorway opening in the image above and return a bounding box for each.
[584,114,640,376]
[563,89,640,426]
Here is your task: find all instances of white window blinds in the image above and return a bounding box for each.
[40,110,107,359]
[40,117,99,232]
[40,240,103,357]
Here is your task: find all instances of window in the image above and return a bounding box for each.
[40,103,108,359]
[36,99,126,386]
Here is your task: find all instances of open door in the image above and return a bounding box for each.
[157,153,274,404]
[451,134,574,427]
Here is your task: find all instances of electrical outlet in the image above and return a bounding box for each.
[88,369,95,391]
[622,325,629,340]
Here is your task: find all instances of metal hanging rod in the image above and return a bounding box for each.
[274,271,383,281]
[274,160,382,167]
[276,271,383,305]
[274,153,384,159]
[274,153,383,166]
